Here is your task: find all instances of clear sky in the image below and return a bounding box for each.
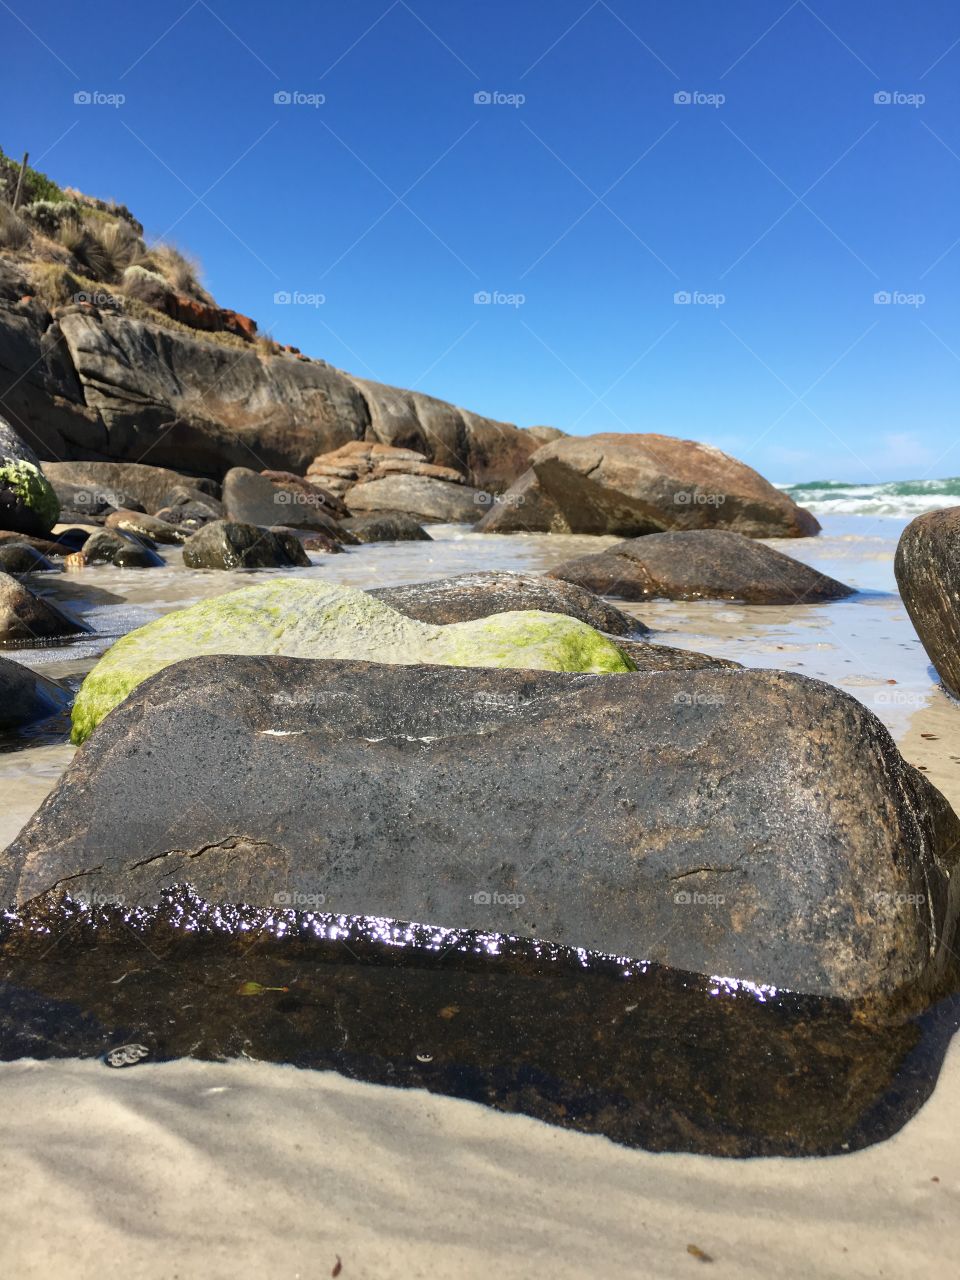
[2,0,959,482]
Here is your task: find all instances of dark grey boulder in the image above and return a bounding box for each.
[0,543,58,574]
[0,656,71,728]
[81,530,165,568]
[4,657,957,1005]
[549,530,854,604]
[895,507,960,697]
[612,637,740,671]
[0,655,71,730]
[341,513,432,543]
[0,572,89,643]
[370,571,646,636]
[181,520,310,570]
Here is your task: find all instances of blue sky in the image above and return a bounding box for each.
[3,0,960,482]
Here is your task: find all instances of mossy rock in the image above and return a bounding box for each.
[71,579,635,742]
[0,417,60,537]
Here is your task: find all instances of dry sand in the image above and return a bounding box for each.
[1,1046,957,1280]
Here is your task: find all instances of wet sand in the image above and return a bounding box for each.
[1,514,959,1276]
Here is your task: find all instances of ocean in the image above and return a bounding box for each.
[782,477,960,519]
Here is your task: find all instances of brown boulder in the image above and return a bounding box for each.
[479,433,819,538]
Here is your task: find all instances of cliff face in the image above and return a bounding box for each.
[0,257,537,489]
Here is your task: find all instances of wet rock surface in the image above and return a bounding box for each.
[369,570,646,634]
[6,657,957,1005]
[1,888,957,1158]
[78,529,165,569]
[0,655,71,731]
[0,571,90,644]
[895,507,960,698]
[181,520,311,570]
[549,530,855,603]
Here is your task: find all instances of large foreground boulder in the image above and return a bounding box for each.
[69,580,634,742]
[895,508,960,697]
[0,572,89,643]
[370,571,646,635]
[345,474,488,523]
[549,531,854,604]
[0,415,60,537]
[5,658,957,1004]
[478,434,819,538]
[181,521,310,571]
[0,655,71,730]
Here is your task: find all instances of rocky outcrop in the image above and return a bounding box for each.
[181,521,311,572]
[0,414,60,536]
[895,508,960,697]
[479,433,819,538]
[0,290,538,484]
[549,531,854,604]
[0,571,89,643]
[68,580,635,742]
[369,571,645,635]
[6,658,958,1005]
[345,473,488,523]
[0,654,71,731]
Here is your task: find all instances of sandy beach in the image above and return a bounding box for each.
[2,513,960,1278]
[1,1039,957,1280]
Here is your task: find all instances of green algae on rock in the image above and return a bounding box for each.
[0,416,60,537]
[70,578,635,742]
